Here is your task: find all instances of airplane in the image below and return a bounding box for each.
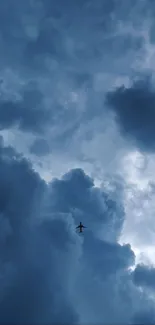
[76,222,86,233]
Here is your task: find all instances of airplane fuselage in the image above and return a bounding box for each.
[76,222,85,233]
[79,226,83,232]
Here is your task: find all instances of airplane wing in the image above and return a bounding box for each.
[76,225,80,228]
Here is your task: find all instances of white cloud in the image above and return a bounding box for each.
[119,150,155,268]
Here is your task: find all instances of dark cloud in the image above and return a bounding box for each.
[0,138,79,324]
[133,310,155,325]
[0,221,79,325]
[23,0,118,70]
[0,80,51,134]
[0,0,118,71]
[30,138,50,156]
[106,78,155,152]
[133,264,155,289]
[83,233,135,279]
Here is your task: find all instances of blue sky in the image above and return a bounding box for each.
[1,0,155,324]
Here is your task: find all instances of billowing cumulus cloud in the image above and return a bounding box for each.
[49,168,125,242]
[0,138,79,324]
[0,138,155,324]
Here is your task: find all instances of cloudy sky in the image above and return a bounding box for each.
[1,0,155,324]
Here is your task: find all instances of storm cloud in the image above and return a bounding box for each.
[0,138,80,324]
[106,78,155,152]
[0,138,154,324]
[0,0,147,155]
[30,138,50,156]
[133,263,155,289]
[0,80,51,134]
[1,0,155,324]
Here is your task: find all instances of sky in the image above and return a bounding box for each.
[1,0,155,324]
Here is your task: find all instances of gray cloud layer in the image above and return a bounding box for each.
[0,0,151,156]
